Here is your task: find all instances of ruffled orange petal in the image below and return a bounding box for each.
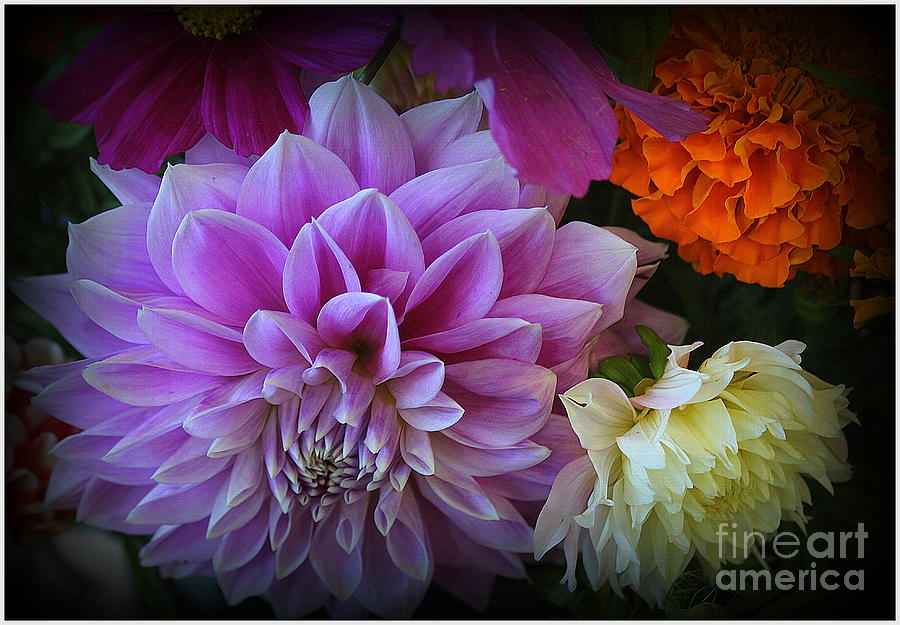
[684,180,743,243]
[742,149,800,218]
[642,138,695,195]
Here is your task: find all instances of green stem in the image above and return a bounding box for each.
[359,24,401,86]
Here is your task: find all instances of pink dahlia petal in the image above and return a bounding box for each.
[83,347,226,406]
[317,189,425,292]
[69,280,146,344]
[127,472,228,525]
[432,435,549,478]
[213,506,269,571]
[402,317,542,365]
[243,310,320,369]
[147,163,246,294]
[67,202,168,293]
[429,131,504,170]
[533,454,595,558]
[309,511,364,600]
[317,293,401,382]
[538,222,638,334]
[137,307,259,376]
[183,399,268,440]
[268,563,330,618]
[390,158,519,238]
[237,132,359,246]
[400,92,484,175]
[185,134,259,167]
[356,520,430,618]
[141,520,220,567]
[32,362,130,429]
[259,8,396,74]
[402,233,503,337]
[218,549,275,606]
[422,207,555,297]
[518,184,570,225]
[397,392,464,432]
[489,294,603,368]
[89,158,162,205]
[283,220,361,323]
[172,210,288,325]
[443,359,556,447]
[201,36,309,159]
[304,76,415,194]
[385,351,444,410]
[11,275,130,357]
[77,479,159,534]
[423,487,532,553]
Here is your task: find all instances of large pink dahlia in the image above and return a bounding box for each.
[403,7,709,197]
[15,77,642,617]
[35,7,395,173]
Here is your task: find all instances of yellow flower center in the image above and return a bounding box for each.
[175,6,261,40]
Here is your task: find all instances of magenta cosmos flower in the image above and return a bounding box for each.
[35,7,395,173]
[403,7,709,197]
[15,77,643,617]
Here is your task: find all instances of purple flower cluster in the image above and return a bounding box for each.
[17,78,649,617]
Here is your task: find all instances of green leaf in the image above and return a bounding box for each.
[595,356,644,396]
[636,325,671,379]
[796,61,893,110]
[824,245,856,261]
[586,7,674,90]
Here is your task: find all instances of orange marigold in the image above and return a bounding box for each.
[611,6,893,287]
[849,241,895,328]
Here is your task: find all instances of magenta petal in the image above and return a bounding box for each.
[426,487,532,553]
[400,92,483,174]
[317,292,401,382]
[490,294,603,368]
[418,472,498,521]
[76,479,158,534]
[89,158,161,205]
[236,132,359,246]
[172,209,288,325]
[356,523,429,619]
[11,274,130,357]
[385,351,444,410]
[400,427,435,475]
[126,472,227,525]
[389,158,519,238]
[403,8,478,91]
[69,280,146,344]
[422,207,555,297]
[402,317,542,365]
[304,76,415,194]
[32,362,131,429]
[316,189,425,290]
[474,16,618,197]
[67,202,170,293]
[518,184,570,224]
[34,13,186,126]
[309,511,364,600]
[243,310,323,368]
[275,513,314,579]
[402,233,503,338]
[537,222,638,334]
[259,8,396,73]
[429,131,503,170]
[183,398,269,440]
[432,434,549,477]
[217,549,275,606]
[201,36,308,158]
[153,436,229,485]
[141,521,220,567]
[147,163,246,294]
[268,563,330,618]
[213,507,269,571]
[398,391,463,431]
[443,358,555,446]
[185,134,259,166]
[283,220,361,324]
[137,307,259,376]
[83,347,226,406]
[92,33,209,173]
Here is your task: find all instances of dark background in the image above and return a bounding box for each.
[5,5,895,619]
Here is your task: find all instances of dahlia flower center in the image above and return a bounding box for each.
[175,6,261,39]
[279,429,373,521]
